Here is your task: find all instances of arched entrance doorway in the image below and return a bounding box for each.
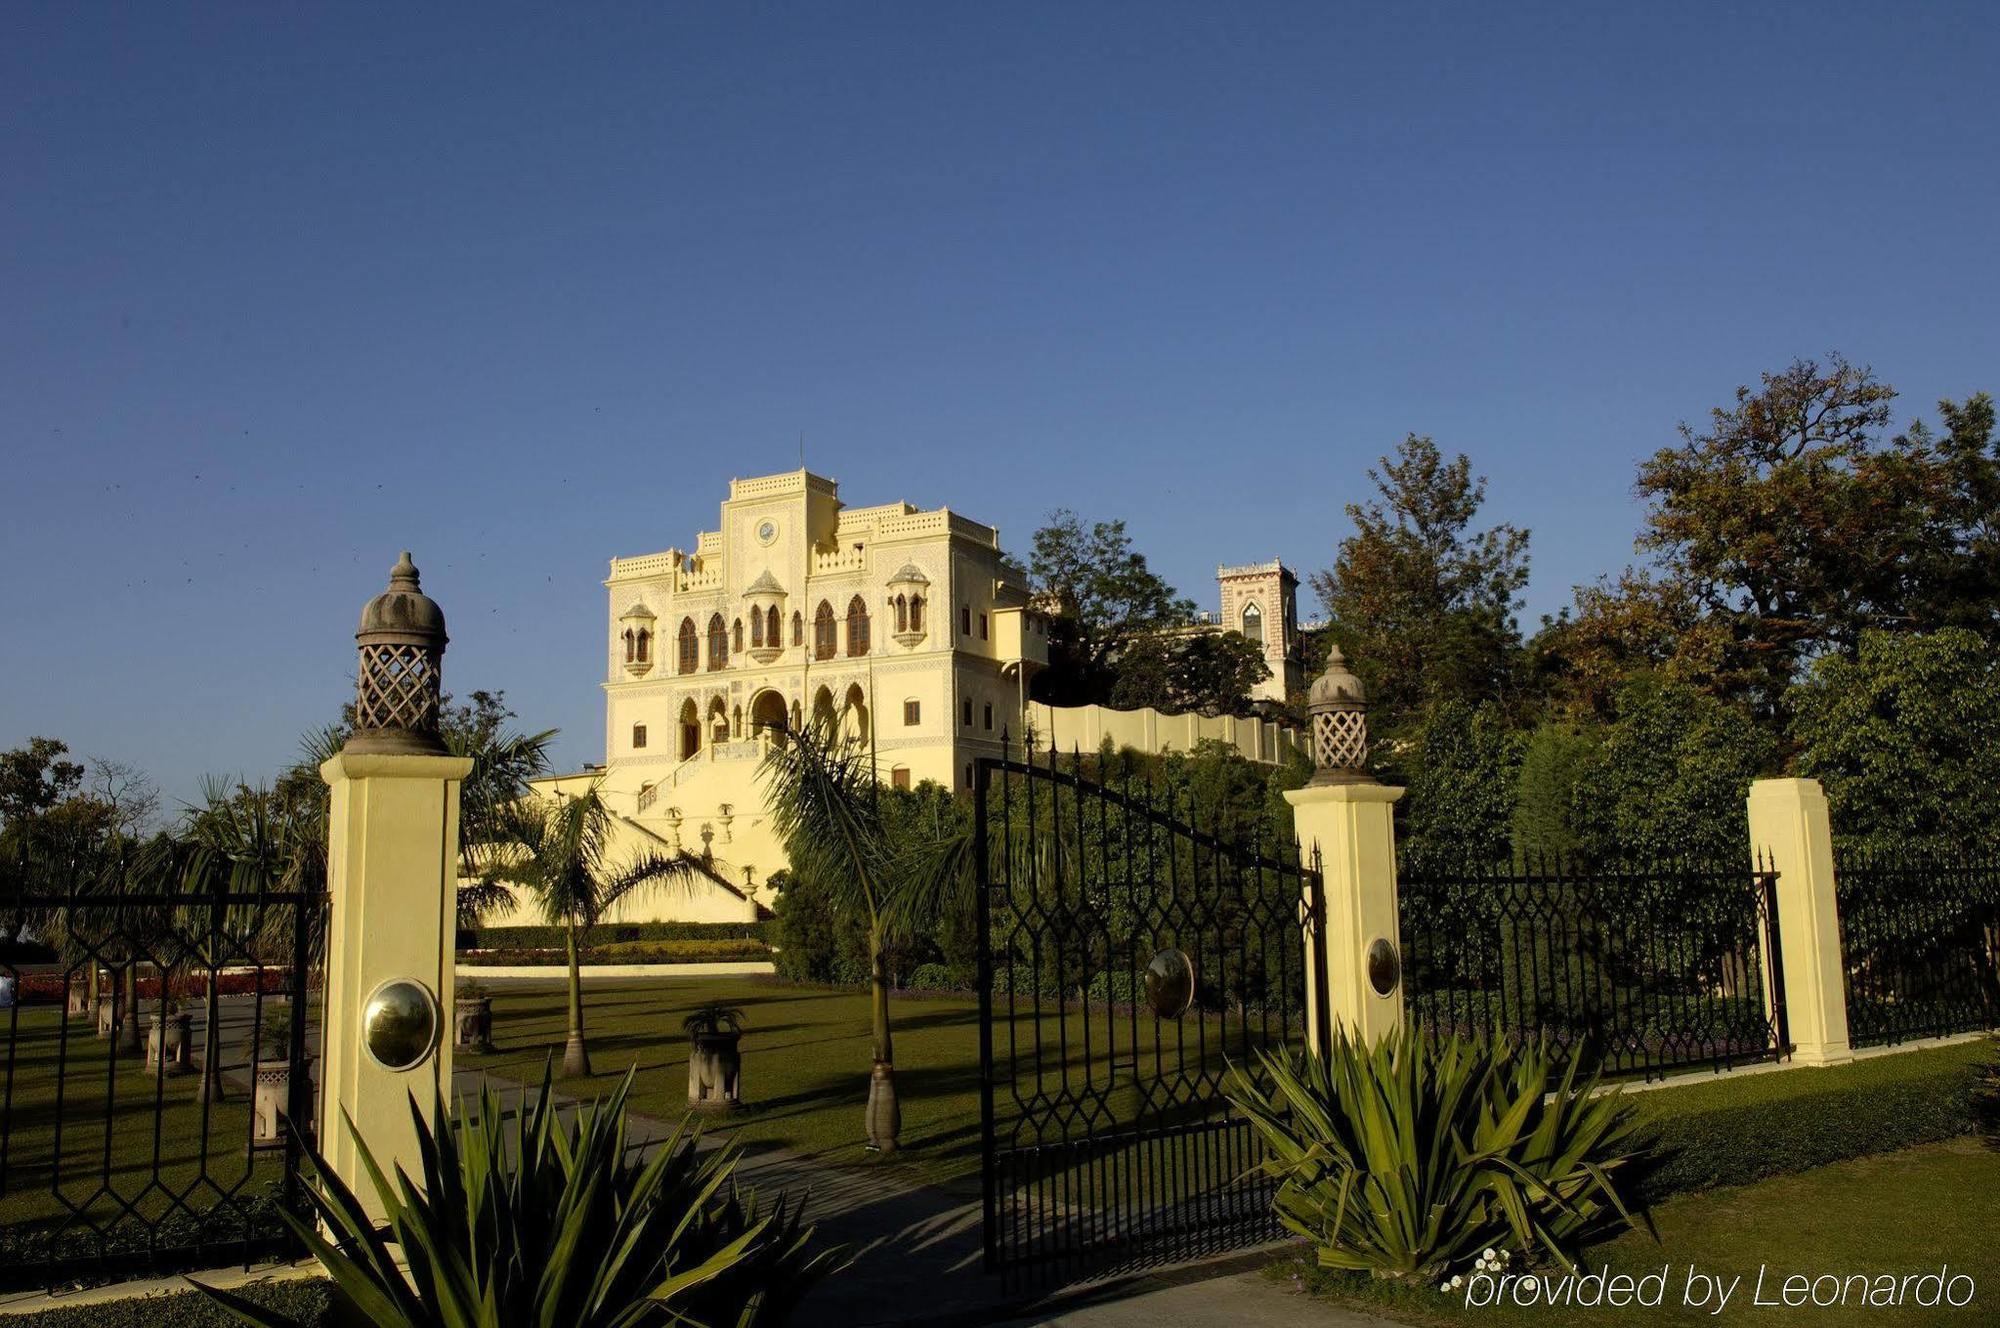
[678,698,700,759]
[750,689,788,746]
[841,682,869,745]
[708,696,729,745]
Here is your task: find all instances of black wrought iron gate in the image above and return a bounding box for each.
[974,752,1328,1287]
[0,881,326,1290]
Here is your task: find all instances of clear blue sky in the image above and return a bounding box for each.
[4,3,1996,808]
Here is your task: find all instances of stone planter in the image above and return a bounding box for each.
[253,1061,292,1145]
[686,1030,742,1110]
[147,1011,193,1074]
[455,996,493,1053]
[95,993,118,1038]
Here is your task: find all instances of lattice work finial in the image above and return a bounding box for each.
[346,551,449,756]
[1307,643,1372,785]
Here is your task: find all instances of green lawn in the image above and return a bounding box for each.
[462,976,992,1190]
[0,1003,290,1248]
[1281,1137,2000,1326]
[461,974,1296,1193]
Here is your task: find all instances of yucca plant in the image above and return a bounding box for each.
[193,1065,842,1328]
[1226,1026,1645,1284]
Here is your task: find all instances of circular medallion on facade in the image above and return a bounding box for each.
[363,979,439,1071]
[1366,937,1401,998]
[1144,948,1196,1018]
[756,519,779,546]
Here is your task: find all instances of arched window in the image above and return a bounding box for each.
[909,595,924,633]
[895,593,908,633]
[791,610,804,646]
[635,629,651,663]
[846,595,870,657]
[731,704,743,739]
[623,629,635,663]
[708,696,729,743]
[814,601,837,660]
[765,605,780,648]
[707,614,729,670]
[750,610,763,648]
[679,699,700,759]
[732,618,744,653]
[678,618,698,674]
[1241,602,1263,646]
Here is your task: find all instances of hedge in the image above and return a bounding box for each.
[458,938,771,967]
[3,1278,333,1327]
[457,921,771,950]
[1629,1036,1993,1201]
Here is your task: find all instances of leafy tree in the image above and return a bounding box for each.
[1395,700,1524,875]
[1028,509,1197,706]
[1511,721,1602,859]
[495,786,709,1075]
[0,736,84,830]
[1789,629,2000,854]
[1310,436,1530,736]
[1571,675,1776,866]
[1106,629,1270,716]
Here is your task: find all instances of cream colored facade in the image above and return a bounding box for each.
[485,470,1312,927]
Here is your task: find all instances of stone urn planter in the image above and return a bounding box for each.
[683,1001,745,1111]
[95,993,118,1038]
[252,1022,296,1146]
[455,984,493,1053]
[146,1009,193,1075]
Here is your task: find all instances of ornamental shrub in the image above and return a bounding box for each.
[1227,1028,1644,1284]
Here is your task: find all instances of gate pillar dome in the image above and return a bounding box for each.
[1287,644,1405,1049]
[320,552,471,1217]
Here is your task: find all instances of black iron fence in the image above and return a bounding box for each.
[1833,848,2000,1048]
[1398,854,1788,1081]
[0,883,324,1290]
[975,752,1328,1288]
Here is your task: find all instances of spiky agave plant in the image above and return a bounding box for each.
[1226,1026,1645,1284]
[194,1065,842,1328]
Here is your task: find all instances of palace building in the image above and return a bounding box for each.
[479,469,1307,929]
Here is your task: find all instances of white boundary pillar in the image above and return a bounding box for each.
[317,553,470,1215]
[1747,777,1853,1067]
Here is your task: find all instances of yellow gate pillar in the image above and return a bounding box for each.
[1286,647,1407,1049]
[319,553,471,1214]
[1747,778,1852,1067]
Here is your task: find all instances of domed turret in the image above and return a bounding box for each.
[348,551,449,755]
[1307,644,1372,785]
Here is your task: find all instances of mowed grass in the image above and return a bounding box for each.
[461,977,991,1190]
[458,975,1295,1193]
[0,1005,282,1233]
[1281,1138,2000,1327]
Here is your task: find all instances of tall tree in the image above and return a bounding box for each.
[1106,629,1270,716]
[1028,510,1196,706]
[496,786,707,1075]
[1310,436,1530,734]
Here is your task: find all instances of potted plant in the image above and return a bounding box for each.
[253,1015,294,1146]
[456,978,494,1053]
[684,1000,746,1111]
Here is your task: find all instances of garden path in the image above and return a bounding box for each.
[449,1063,1370,1328]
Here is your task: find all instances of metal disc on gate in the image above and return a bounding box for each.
[1143,948,1195,1018]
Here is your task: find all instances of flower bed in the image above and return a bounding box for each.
[11,969,299,1007]
[458,938,771,967]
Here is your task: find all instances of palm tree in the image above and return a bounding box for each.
[496,786,709,1075]
[760,719,972,1155]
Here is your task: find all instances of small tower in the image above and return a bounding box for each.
[347,551,448,755]
[1216,559,1302,703]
